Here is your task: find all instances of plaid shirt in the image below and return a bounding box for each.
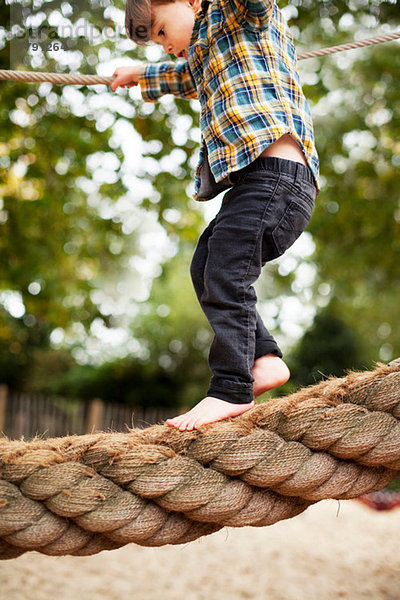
[138,0,320,201]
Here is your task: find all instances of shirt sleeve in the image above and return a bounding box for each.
[137,60,198,102]
[223,0,274,30]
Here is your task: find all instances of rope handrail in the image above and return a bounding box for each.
[0,31,399,86]
[297,30,400,60]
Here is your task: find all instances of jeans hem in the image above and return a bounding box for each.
[207,387,254,405]
[255,341,283,360]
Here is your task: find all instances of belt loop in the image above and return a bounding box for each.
[294,161,301,185]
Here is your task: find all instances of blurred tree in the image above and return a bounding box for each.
[0,0,202,386]
[50,357,179,409]
[289,0,400,364]
[51,247,211,408]
[289,302,367,388]
[127,245,212,407]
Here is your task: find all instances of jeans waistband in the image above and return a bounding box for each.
[236,156,315,186]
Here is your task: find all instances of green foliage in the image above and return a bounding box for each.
[289,303,367,387]
[0,0,202,381]
[50,248,212,408]
[386,477,400,492]
[129,247,212,407]
[51,358,180,409]
[296,2,400,363]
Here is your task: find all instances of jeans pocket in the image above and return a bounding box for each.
[271,198,313,258]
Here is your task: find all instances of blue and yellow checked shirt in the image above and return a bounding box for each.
[137,0,320,200]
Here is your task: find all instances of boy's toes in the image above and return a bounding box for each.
[189,413,202,430]
[166,416,184,428]
[192,414,208,429]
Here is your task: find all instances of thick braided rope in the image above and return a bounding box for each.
[0,31,399,86]
[0,361,399,559]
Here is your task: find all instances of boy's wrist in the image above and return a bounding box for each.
[137,63,147,81]
[136,63,152,90]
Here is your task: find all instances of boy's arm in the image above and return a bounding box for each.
[137,61,198,102]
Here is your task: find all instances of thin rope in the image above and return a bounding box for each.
[0,31,399,86]
[297,30,400,60]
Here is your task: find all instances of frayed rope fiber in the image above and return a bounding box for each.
[1,360,400,559]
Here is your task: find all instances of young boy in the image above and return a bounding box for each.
[110,0,320,431]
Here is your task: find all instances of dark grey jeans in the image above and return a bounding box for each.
[190,156,317,404]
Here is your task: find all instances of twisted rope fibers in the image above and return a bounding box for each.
[0,361,399,559]
[0,31,399,86]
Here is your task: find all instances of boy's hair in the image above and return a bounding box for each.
[125,0,175,46]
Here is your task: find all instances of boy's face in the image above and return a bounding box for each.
[151,0,202,59]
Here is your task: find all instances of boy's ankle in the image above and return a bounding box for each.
[252,355,290,398]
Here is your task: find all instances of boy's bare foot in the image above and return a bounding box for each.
[252,354,290,398]
[166,396,254,431]
[166,355,290,431]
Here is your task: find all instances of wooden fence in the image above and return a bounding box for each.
[0,384,173,440]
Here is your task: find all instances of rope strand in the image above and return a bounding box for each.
[0,31,399,86]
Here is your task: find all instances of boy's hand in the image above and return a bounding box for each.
[110,66,142,92]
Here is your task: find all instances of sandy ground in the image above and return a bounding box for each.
[0,500,399,600]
